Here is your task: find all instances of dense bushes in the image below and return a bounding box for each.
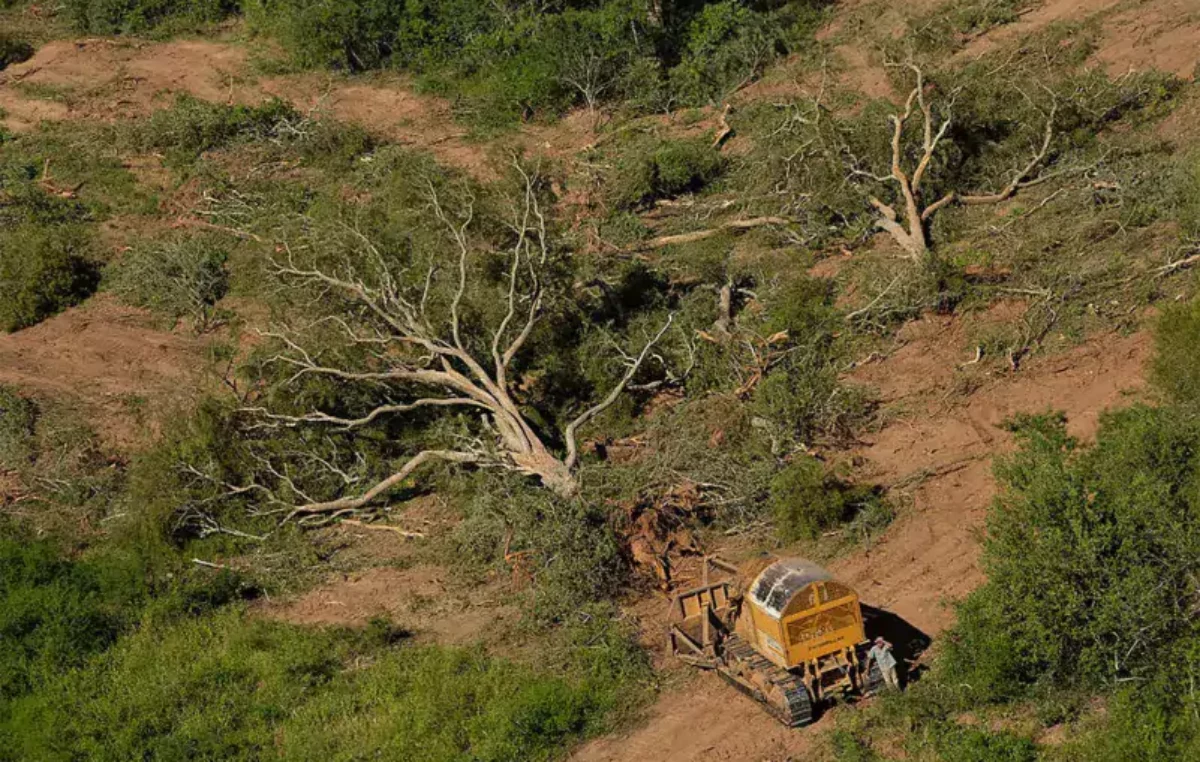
[109,235,229,329]
[0,33,33,71]
[1151,299,1200,407]
[246,0,829,124]
[0,386,37,468]
[0,225,99,332]
[942,407,1200,696]
[769,455,884,542]
[1,591,644,761]
[64,0,238,34]
[605,135,726,209]
[136,95,304,163]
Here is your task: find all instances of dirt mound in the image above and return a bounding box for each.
[833,319,1149,637]
[1,39,496,176]
[1090,0,1200,78]
[0,38,248,130]
[0,295,204,448]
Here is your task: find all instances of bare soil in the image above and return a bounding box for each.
[0,294,205,448]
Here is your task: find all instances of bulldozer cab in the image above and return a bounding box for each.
[738,558,866,670]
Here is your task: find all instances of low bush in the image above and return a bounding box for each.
[248,0,827,124]
[135,95,303,164]
[0,386,36,469]
[769,455,882,542]
[667,0,791,106]
[0,533,146,704]
[64,0,238,35]
[1151,299,1200,407]
[0,33,33,71]
[0,224,99,332]
[606,136,725,210]
[109,235,229,329]
[2,604,644,762]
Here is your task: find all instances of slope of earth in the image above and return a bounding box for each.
[571,317,1150,762]
[0,37,495,176]
[0,36,607,180]
[0,294,205,448]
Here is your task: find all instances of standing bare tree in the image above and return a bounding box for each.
[848,64,1058,260]
[242,163,672,524]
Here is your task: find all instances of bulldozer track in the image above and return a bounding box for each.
[720,635,814,727]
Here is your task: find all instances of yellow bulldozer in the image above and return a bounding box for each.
[668,556,885,726]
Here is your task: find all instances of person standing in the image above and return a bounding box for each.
[866,636,900,691]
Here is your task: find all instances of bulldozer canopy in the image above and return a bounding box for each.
[748,558,833,620]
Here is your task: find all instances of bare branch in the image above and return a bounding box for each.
[286,450,480,519]
[241,398,490,430]
[564,314,675,470]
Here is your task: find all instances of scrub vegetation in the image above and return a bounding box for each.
[2,0,1200,759]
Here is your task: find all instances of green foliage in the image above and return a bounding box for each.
[2,604,643,762]
[769,455,882,541]
[1174,149,1200,239]
[281,628,643,761]
[64,0,238,34]
[135,95,305,164]
[0,386,36,469]
[0,534,140,703]
[908,0,1036,54]
[453,473,628,623]
[0,32,33,70]
[942,406,1200,700]
[249,0,827,125]
[606,136,725,209]
[0,224,99,332]
[109,235,230,329]
[1057,638,1200,761]
[934,724,1038,762]
[667,0,791,106]
[1152,299,1200,407]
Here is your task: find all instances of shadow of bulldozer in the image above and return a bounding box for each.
[861,604,933,688]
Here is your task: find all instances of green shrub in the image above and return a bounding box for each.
[135,95,303,164]
[1152,299,1200,407]
[943,407,1200,699]
[245,0,408,71]
[0,533,146,702]
[668,1,784,106]
[109,235,229,329]
[1175,150,1200,239]
[0,33,33,71]
[769,455,881,541]
[0,386,36,469]
[3,607,643,762]
[64,0,238,34]
[934,724,1038,762]
[0,224,99,332]
[607,136,725,209]
[453,473,628,623]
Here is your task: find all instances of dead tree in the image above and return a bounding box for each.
[240,164,672,524]
[851,64,1058,260]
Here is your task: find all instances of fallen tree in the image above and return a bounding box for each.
[225,163,673,524]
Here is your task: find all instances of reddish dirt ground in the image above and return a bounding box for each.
[0,295,205,448]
